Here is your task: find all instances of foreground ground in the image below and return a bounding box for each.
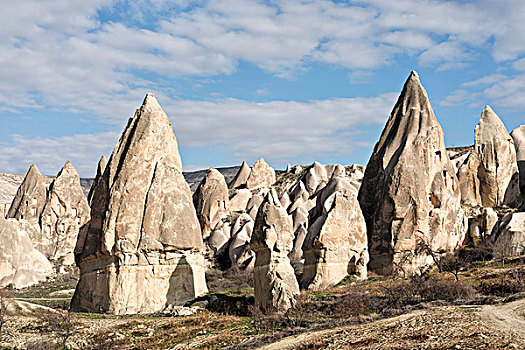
[1,258,524,349]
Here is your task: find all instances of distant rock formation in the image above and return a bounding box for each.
[302,177,368,289]
[38,162,90,265]
[72,94,207,315]
[246,158,276,189]
[229,161,251,189]
[0,215,52,289]
[251,190,299,313]
[6,162,89,267]
[358,71,467,275]
[6,164,47,222]
[193,168,230,239]
[458,106,518,207]
[511,125,525,196]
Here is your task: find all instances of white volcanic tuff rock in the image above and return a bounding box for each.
[72,94,206,315]
[0,216,52,288]
[193,168,230,239]
[358,71,467,275]
[75,156,107,258]
[251,190,299,313]
[246,158,276,189]
[494,212,525,256]
[208,223,231,256]
[468,207,498,247]
[511,125,525,194]
[229,161,251,189]
[304,161,328,194]
[6,164,47,222]
[229,213,255,271]
[38,162,90,265]
[87,156,107,204]
[458,106,518,207]
[229,189,252,212]
[301,178,368,289]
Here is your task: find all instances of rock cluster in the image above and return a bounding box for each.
[72,94,207,314]
[302,177,368,289]
[2,71,525,315]
[5,161,90,270]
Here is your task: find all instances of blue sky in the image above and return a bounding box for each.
[1,0,525,177]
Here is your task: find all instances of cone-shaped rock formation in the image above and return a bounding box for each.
[458,106,518,207]
[229,161,251,189]
[193,168,230,239]
[251,190,299,313]
[39,161,90,265]
[358,71,467,275]
[6,164,46,222]
[72,93,207,315]
[246,158,276,189]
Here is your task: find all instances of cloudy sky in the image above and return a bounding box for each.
[1,0,525,177]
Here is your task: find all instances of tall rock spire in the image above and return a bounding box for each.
[72,93,206,315]
[358,71,466,275]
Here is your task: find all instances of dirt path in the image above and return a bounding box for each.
[480,298,525,336]
[256,310,425,350]
[255,302,525,350]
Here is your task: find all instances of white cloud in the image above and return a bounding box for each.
[0,132,119,177]
[1,93,397,176]
[1,0,525,117]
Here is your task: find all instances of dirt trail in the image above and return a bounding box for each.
[256,310,424,350]
[255,301,525,350]
[480,298,525,336]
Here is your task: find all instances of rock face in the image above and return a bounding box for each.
[358,71,466,275]
[302,178,368,289]
[246,158,276,189]
[38,162,90,265]
[193,168,230,239]
[251,190,299,313]
[468,207,498,247]
[0,216,52,288]
[72,94,207,315]
[229,161,251,189]
[458,106,518,207]
[494,212,525,256]
[511,126,525,195]
[6,165,47,222]
[87,156,107,204]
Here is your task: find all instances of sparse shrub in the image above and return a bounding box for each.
[458,241,494,263]
[492,235,522,267]
[477,266,525,296]
[249,305,287,332]
[37,309,79,349]
[0,288,12,335]
[88,330,127,350]
[330,292,368,319]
